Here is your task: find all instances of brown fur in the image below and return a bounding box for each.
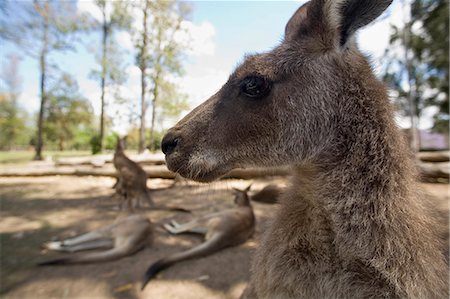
[113,138,154,210]
[251,184,284,204]
[39,213,153,265]
[161,0,449,298]
[142,186,255,289]
[114,138,189,213]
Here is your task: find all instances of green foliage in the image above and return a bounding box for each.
[88,0,132,152]
[124,126,165,152]
[90,135,102,155]
[134,0,191,150]
[1,1,88,160]
[0,0,194,154]
[104,132,120,150]
[95,0,132,30]
[147,130,165,152]
[43,74,95,151]
[0,94,32,150]
[133,0,190,151]
[0,54,32,150]
[89,35,128,87]
[383,0,449,134]
[90,131,118,154]
[157,80,190,122]
[0,1,82,54]
[124,127,140,150]
[72,128,97,150]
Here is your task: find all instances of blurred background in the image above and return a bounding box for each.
[0,1,448,299]
[0,0,448,161]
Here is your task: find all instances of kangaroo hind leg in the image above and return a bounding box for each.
[163,219,207,235]
[44,231,108,252]
[61,239,114,253]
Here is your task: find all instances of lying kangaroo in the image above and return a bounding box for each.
[142,186,255,289]
[114,138,189,213]
[160,0,449,298]
[38,213,152,265]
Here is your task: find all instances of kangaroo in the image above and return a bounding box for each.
[159,0,449,298]
[113,137,153,210]
[38,213,152,265]
[141,186,255,289]
[113,138,189,213]
[250,184,283,204]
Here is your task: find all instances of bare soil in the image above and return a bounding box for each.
[0,176,447,299]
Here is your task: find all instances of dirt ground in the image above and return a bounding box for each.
[0,176,448,299]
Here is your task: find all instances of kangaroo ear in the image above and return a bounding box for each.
[285,0,392,48]
[285,2,311,41]
[336,0,392,46]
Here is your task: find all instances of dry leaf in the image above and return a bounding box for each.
[114,283,133,293]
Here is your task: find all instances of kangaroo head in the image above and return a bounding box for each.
[115,137,126,153]
[162,0,392,182]
[232,184,252,206]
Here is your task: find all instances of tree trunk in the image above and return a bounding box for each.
[99,8,108,153]
[418,162,450,181]
[0,165,293,180]
[401,0,419,153]
[148,28,163,152]
[417,151,450,163]
[34,3,49,161]
[148,77,159,152]
[138,0,150,153]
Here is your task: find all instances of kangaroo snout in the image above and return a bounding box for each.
[161,131,180,156]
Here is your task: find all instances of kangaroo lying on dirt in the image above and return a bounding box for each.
[114,138,189,213]
[38,213,152,265]
[159,0,449,298]
[141,186,255,289]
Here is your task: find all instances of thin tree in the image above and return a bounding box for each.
[0,54,30,150]
[134,0,151,153]
[92,0,131,152]
[146,0,190,151]
[383,0,449,150]
[44,74,94,151]
[402,0,419,152]
[0,1,82,159]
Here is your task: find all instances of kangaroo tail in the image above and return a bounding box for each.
[145,188,189,213]
[142,234,223,289]
[38,243,143,266]
[151,205,191,213]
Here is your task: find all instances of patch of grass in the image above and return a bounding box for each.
[0,151,92,164]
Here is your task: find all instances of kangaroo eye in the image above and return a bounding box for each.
[240,76,272,99]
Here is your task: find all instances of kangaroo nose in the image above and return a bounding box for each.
[161,133,179,155]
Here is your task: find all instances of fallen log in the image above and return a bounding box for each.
[418,162,449,181]
[55,153,166,167]
[1,162,445,182]
[0,164,291,180]
[0,166,118,177]
[54,155,112,166]
[417,151,449,163]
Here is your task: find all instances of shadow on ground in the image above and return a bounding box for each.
[0,176,278,299]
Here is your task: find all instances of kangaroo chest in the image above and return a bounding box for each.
[252,201,396,298]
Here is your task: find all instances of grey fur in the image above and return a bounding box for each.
[161,0,449,298]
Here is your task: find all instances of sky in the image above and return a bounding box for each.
[1,0,434,133]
